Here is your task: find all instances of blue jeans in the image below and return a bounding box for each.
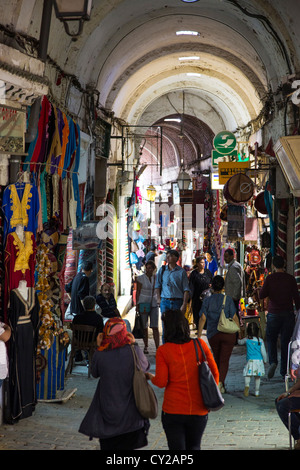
[162,412,208,450]
[160,298,183,343]
[266,312,295,376]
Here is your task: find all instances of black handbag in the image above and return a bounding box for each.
[132,312,144,339]
[193,338,224,412]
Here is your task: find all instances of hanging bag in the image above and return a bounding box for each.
[132,312,144,339]
[193,338,224,411]
[217,295,240,334]
[130,345,158,419]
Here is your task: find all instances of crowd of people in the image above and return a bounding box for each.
[1,241,300,449]
[1,248,294,450]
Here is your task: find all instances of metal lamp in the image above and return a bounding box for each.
[177,169,191,190]
[53,0,93,38]
[146,184,157,202]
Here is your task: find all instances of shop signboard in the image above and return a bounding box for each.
[213,131,237,155]
[218,161,249,184]
[94,117,111,159]
[212,149,238,168]
[0,106,25,154]
[211,171,224,189]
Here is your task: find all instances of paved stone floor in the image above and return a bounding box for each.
[0,310,298,457]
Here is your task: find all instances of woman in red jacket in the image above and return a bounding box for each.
[146,309,219,450]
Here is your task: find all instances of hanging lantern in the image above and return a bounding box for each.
[146,184,157,202]
[178,170,191,190]
[53,0,93,38]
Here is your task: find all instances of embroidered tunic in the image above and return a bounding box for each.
[5,231,36,290]
[2,182,40,239]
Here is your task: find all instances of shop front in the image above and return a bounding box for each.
[0,92,98,423]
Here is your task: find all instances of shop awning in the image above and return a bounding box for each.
[274,136,300,196]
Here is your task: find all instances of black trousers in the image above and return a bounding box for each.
[162,411,208,450]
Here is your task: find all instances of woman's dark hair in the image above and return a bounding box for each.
[145,260,156,269]
[82,295,96,310]
[82,261,93,272]
[246,322,260,344]
[272,255,285,269]
[212,275,224,292]
[162,309,190,344]
[193,255,205,268]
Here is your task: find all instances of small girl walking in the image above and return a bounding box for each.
[238,322,267,397]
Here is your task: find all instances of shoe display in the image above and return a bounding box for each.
[268,363,277,379]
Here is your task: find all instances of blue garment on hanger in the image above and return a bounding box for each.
[264,183,275,256]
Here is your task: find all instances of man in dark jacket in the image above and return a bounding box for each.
[65,261,93,317]
[259,255,300,379]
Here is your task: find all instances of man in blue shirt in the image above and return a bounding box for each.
[155,249,190,342]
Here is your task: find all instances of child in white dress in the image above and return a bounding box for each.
[238,322,267,397]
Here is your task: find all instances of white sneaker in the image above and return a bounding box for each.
[255,391,260,397]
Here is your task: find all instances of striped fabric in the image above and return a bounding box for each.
[276,199,288,261]
[294,198,300,292]
[36,336,66,400]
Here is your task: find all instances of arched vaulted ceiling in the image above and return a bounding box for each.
[2,0,300,181]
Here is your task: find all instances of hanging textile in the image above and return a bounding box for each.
[23,96,51,172]
[276,199,289,261]
[244,218,258,242]
[0,186,4,318]
[45,105,63,175]
[78,176,97,295]
[264,183,275,256]
[4,231,37,313]
[2,182,40,239]
[36,336,66,400]
[213,190,222,259]
[7,288,40,423]
[294,197,300,292]
[227,204,245,241]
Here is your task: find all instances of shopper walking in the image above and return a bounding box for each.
[136,260,160,352]
[205,251,218,276]
[65,261,93,317]
[79,318,150,450]
[224,248,245,315]
[146,309,219,450]
[155,249,190,342]
[259,255,300,379]
[238,322,267,397]
[198,275,239,393]
[189,256,213,329]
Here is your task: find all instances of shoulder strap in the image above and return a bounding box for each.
[193,338,207,363]
[130,344,140,370]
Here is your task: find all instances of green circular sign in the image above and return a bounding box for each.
[213,131,237,155]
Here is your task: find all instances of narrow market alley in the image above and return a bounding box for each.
[0,310,294,452]
[0,0,300,456]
